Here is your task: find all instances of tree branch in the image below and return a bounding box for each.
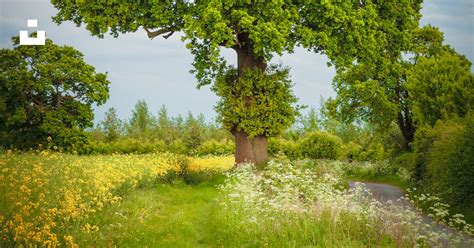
[143,27,175,40]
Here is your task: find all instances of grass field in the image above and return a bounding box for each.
[1,152,472,247]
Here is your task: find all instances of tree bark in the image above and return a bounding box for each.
[252,135,268,165]
[234,130,255,164]
[233,33,269,166]
[397,108,415,150]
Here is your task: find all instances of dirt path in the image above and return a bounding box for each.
[349,181,473,247]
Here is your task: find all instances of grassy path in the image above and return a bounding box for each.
[71,179,222,247]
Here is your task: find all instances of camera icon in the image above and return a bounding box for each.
[20,19,46,45]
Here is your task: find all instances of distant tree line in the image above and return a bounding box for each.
[88,100,233,155]
[84,99,393,164]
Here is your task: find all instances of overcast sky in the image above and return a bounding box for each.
[1,0,473,123]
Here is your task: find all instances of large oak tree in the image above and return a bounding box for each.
[0,37,109,150]
[51,0,421,164]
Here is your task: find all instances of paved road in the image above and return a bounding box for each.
[349,181,474,247]
[348,181,405,203]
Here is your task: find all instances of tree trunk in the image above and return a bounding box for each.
[252,135,268,165]
[233,33,269,166]
[234,130,254,164]
[397,108,415,150]
[234,132,269,165]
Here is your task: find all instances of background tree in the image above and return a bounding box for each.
[182,112,205,150]
[127,100,155,139]
[299,107,320,134]
[101,107,122,142]
[156,105,176,145]
[407,49,473,127]
[326,24,452,150]
[0,37,109,150]
[52,1,418,164]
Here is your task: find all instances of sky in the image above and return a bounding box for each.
[1,0,473,124]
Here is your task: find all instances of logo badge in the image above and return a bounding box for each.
[20,19,46,45]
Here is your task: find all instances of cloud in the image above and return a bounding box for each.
[421,0,474,62]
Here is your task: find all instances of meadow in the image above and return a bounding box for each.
[1,1,473,247]
[0,151,233,246]
[1,151,473,247]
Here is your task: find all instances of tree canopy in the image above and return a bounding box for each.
[325,21,474,149]
[0,37,110,150]
[51,1,390,78]
[52,0,423,163]
[101,107,122,142]
[407,49,474,127]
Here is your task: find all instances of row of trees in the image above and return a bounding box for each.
[92,100,390,159]
[95,100,230,149]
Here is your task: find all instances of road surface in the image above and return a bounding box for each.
[349,181,474,247]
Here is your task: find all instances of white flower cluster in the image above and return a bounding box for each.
[219,160,474,247]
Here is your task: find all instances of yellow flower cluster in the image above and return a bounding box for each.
[187,156,234,173]
[0,152,195,246]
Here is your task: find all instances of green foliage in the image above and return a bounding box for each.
[326,25,449,148]
[342,142,385,162]
[297,107,320,134]
[213,65,301,137]
[51,1,189,39]
[268,137,301,159]
[156,105,176,145]
[271,130,345,160]
[87,101,233,155]
[0,37,109,150]
[182,112,206,150]
[179,1,382,87]
[403,115,474,209]
[270,109,390,162]
[411,125,437,182]
[101,107,122,142]
[407,49,474,126]
[52,1,389,151]
[328,23,474,154]
[127,100,155,138]
[52,1,384,86]
[419,115,474,207]
[343,160,409,188]
[86,138,166,155]
[194,139,234,156]
[299,131,343,160]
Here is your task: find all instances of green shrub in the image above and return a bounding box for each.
[167,139,189,154]
[422,115,474,207]
[412,125,437,182]
[86,138,166,154]
[342,142,363,161]
[268,138,300,159]
[342,139,387,162]
[194,139,234,156]
[298,131,343,159]
[390,152,415,173]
